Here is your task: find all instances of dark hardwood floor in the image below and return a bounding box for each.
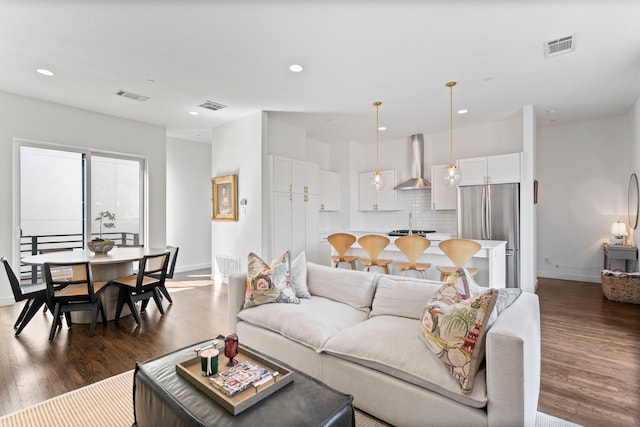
[1,272,639,426]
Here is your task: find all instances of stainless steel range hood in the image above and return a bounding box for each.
[394,134,431,190]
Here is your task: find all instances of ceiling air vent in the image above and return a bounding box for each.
[114,89,150,102]
[199,100,227,111]
[544,35,575,58]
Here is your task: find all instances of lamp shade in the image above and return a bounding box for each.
[610,221,628,237]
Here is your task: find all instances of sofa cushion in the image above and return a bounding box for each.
[420,277,497,393]
[238,296,369,352]
[243,251,299,309]
[306,262,377,314]
[290,251,311,298]
[370,276,442,320]
[322,315,488,408]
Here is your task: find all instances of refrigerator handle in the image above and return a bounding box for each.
[481,186,488,240]
[486,184,492,240]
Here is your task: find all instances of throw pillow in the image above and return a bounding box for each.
[243,251,299,309]
[454,266,522,326]
[290,251,311,298]
[420,275,497,393]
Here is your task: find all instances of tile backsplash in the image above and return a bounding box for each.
[360,190,457,234]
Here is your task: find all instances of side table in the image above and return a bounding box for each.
[133,339,355,427]
[603,243,638,272]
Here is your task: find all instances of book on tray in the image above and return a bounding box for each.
[209,360,272,397]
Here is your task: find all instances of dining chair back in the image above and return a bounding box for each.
[436,238,481,281]
[358,235,393,274]
[112,252,170,326]
[394,235,432,278]
[44,261,108,341]
[165,246,179,279]
[327,233,359,269]
[145,245,178,308]
[3,256,49,336]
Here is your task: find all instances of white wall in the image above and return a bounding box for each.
[167,136,212,272]
[537,115,630,282]
[0,91,166,306]
[211,112,264,281]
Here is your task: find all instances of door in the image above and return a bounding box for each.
[457,185,486,240]
[487,183,520,288]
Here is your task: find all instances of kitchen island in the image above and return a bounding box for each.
[327,231,507,288]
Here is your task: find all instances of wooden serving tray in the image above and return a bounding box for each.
[175,345,294,415]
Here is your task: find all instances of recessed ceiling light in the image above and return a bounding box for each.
[289,64,304,73]
[457,109,468,114]
[378,126,387,131]
[36,68,54,77]
[189,111,199,116]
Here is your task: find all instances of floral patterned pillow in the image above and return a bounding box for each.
[243,251,299,309]
[420,271,497,392]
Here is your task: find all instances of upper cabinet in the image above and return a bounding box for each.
[431,164,457,210]
[359,170,397,211]
[458,152,522,186]
[273,157,318,195]
[318,170,340,211]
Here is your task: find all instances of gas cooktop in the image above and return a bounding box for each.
[388,229,436,237]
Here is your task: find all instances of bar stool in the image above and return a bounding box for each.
[327,233,359,269]
[394,235,431,278]
[436,238,481,282]
[358,234,393,274]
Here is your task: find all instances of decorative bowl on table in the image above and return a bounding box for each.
[87,240,114,254]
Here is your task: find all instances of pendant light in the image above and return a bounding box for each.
[371,101,385,190]
[444,81,461,186]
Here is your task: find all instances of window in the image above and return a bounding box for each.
[17,143,145,264]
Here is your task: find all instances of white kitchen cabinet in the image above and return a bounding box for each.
[430,164,457,210]
[359,170,397,211]
[270,156,319,262]
[318,170,340,211]
[458,152,521,186]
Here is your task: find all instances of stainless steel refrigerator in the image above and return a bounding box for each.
[457,183,520,288]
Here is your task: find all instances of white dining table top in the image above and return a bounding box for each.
[21,247,169,266]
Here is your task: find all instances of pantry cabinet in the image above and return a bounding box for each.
[359,170,397,211]
[318,170,340,211]
[270,156,319,261]
[430,164,457,210]
[458,152,522,186]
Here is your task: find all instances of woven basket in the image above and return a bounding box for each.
[601,272,640,304]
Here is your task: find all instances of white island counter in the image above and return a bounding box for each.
[326,231,506,288]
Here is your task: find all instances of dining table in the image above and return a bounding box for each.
[21,246,169,324]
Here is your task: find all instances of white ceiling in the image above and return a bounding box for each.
[1,1,639,145]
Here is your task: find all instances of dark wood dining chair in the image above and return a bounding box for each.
[142,245,178,310]
[3,256,50,336]
[112,252,170,326]
[44,261,109,341]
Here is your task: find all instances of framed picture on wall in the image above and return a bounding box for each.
[212,174,238,221]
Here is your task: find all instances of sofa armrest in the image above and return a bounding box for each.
[227,273,247,333]
[485,292,540,427]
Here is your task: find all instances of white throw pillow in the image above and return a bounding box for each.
[290,251,311,298]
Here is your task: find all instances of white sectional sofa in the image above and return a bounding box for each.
[228,261,540,427]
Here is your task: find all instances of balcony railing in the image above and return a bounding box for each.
[19,232,140,282]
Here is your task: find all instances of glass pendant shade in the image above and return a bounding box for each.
[443,163,460,186]
[371,101,384,190]
[445,81,461,186]
[371,170,385,190]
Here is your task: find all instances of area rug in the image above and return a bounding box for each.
[0,370,581,427]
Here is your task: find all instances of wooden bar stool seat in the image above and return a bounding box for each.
[394,235,431,278]
[358,234,392,274]
[327,233,359,269]
[436,238,481,282]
